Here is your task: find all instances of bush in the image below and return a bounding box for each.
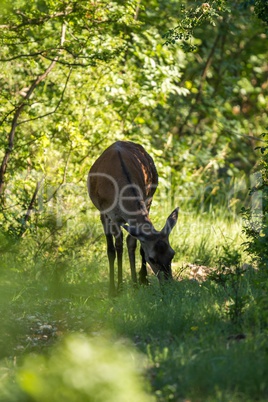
[16,335,153,402]
[242,133,268,270]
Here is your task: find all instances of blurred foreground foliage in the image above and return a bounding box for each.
[14,335,153,402]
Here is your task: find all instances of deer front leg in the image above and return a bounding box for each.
[139,246,149,285]
[127,234,137,284]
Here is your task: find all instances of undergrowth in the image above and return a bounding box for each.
[0,211,267,402]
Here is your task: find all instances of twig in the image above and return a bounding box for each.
[20,177,44,237]
[18,67,73,126]
[44,144,72,204]
[0,9,73,31]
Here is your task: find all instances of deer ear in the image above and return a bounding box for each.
[161,207,179,236]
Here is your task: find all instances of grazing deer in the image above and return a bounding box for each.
[87,141,178,296]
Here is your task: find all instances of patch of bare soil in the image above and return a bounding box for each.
[173,263,214,282]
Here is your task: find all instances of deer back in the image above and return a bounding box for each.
[87,141,158,224]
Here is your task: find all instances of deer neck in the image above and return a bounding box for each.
[125,207,156,236]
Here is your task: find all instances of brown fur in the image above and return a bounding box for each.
[88,141,178,296]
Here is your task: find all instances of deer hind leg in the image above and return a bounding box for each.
[104,233,116,297]
[101,215,116,297]
[126,234,137,284]
[114,229,123,291]
[139,246,149,285]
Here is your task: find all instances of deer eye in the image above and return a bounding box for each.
[149,257,156,265]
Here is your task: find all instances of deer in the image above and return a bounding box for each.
[87,141,178,296]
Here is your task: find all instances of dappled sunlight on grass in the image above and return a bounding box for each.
[171,211,247,268]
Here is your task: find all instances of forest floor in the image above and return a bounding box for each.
[1,257,267,402]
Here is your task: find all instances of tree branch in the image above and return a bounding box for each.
[134,0,141,21]
[178,29,222,136]
[18,67,72,126]
[0,23,66,195]
[0,50,49,62]
[0,8,73,31]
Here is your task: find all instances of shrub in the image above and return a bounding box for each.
[17,335,153,402]
[242,133,268,270]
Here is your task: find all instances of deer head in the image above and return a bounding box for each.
[123,208,178,281]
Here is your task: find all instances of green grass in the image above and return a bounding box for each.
[0,211,267,401]
[162,208,248,274]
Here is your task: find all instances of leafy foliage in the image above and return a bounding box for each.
[162,1,229,49]
[208,246,250,324]
[0,3,268,400]
[0,0,267,245]
[242,133,268,269]
[254,0,268,25]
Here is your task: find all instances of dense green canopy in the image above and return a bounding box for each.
[0,0,267,242]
